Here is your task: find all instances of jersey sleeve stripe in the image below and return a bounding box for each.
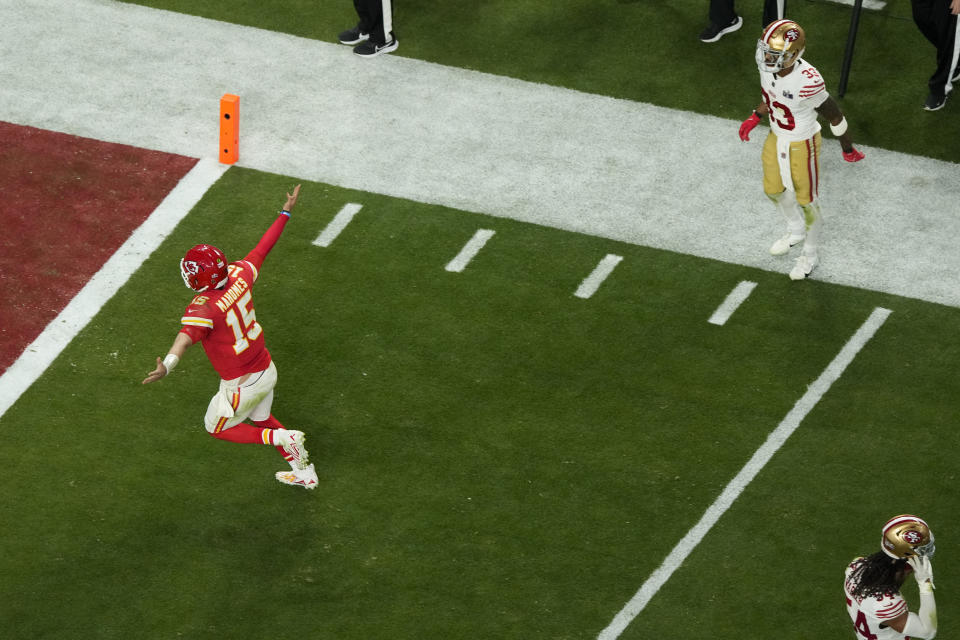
[181,316,214,328]
[800,84,825,97]
[876,602,908,618]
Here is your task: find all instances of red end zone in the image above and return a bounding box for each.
[0,122,198,374]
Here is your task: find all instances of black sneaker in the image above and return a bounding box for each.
[353,38,399,58]
[699,15,743,43]
[951,65,960,83]
[923,92,947,111]
[338,26,369,45]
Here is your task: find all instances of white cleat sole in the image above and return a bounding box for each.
[275,464,318,490]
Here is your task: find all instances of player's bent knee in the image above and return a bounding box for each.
[205,414,232,434]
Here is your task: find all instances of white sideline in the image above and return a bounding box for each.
[598,306,892,639]
[708,281,758,326]
[445,229,496,273]
[0,158,228,421]
[4,0,960,308]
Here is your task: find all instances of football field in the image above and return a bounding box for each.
[3,166,959,639]
[1,1,959,638]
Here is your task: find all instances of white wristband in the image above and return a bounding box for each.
[162,353,180,374]
[830,117,848,136]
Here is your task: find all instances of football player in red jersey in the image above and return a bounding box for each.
[143,185,318,489]
[844,515,938,640]
[738,20,864,281]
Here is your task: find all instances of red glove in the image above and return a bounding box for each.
[739,112,761,141]
[842,148,865,163]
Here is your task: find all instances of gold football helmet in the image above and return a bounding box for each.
[881,514,936,559]
[756,19,806,73]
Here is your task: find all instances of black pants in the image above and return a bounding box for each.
[911,0,959,97]
[354,0,394,45]
[709,0,786,29]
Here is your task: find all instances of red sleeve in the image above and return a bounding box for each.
[244,213,290,270]
[179,325,208,343]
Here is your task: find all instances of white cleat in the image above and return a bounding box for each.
[276,463,318,490]
[770,233,805,256]
[790,253,818,280]
[275,429,310,470]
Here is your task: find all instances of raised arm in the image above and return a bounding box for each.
[245,185,301,269]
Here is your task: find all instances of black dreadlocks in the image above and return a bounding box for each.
[847,551,908,600]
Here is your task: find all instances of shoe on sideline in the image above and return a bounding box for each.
[770,232,805,256]
[354,38,398,58]
[923,92,947,112]
[789,253,818,280]
[699,15,743,43]
[338,26,369,45]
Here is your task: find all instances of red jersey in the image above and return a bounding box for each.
[179,214,289,380]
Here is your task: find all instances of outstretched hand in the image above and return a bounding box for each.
[142,357,168,384]
[284,184,301,212]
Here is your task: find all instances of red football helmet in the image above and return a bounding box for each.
[180,244,228,292]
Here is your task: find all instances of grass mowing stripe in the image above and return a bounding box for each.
[598,306,893,639]
[313,202,363,247]
[708,281,758,326]
[0,157,227,420]
[445,229,496,273]
[574,254,623,299]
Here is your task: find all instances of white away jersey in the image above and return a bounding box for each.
[844,561,909,640]
[759,59,830,141]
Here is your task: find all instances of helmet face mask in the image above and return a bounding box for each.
[756,20,806,73]
[180,244,228,292]
[881,514,936,559]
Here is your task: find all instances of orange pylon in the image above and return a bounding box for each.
[219,94,239,164]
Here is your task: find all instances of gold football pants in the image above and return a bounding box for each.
[761,131,821,206]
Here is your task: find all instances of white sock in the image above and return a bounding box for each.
[768,190,805,237]
[800,201,822,256]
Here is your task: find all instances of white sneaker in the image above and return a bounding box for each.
[770,233,805,256]
[789,253,818,280]
[276,463,318,490]
[275,429,310,470]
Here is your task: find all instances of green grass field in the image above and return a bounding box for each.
[3,1,958,638]
[3,168,958,638]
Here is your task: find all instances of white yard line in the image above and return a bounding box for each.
[598,306,892,639]
[313,203,363,248]
[708,281,758,326]
[574,254,623,299]
[445,229,496,272]
[0,158,228,421]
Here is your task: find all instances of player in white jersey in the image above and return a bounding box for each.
[843,515,938,640]
[738,19,865,280]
